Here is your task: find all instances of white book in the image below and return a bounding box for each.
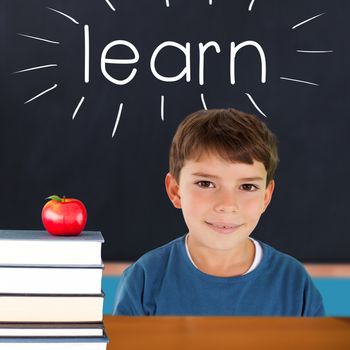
[0,333,108,350]
[0,265,103,294]
[0,323,104,337]
[0,230,104,266]
[0,293,104,322]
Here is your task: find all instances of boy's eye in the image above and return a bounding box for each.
[195,181,215,188]
[240,184,258,192]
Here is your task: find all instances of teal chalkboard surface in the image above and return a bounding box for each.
[0,0,349,262]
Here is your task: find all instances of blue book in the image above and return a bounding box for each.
[0,332,109,350]
[0,230,104,266]
[0,322,104,337]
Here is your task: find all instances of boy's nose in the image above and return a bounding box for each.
[214,192,239,213]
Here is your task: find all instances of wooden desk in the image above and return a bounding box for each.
[104,316,350,350]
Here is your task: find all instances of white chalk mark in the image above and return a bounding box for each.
[161,95,165,121]
[230,41,266,84]
[104,0,116,11]
[47,7,79,25]
[13,64,57,74]
[209,0,213,5]
[72,96,85,120]
[280,77,319,86]
[248,0,255,11]
[24,84,58,104]
[296,50,333,54]
[84,25,90,83]
[17,33,59,44]
[112,103,123,138]
[245,93,267,118]
[292,13,326,30]
[201,93,208,110]
[165,0,170,7]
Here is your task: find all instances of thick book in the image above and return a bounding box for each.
[0,265,103,294]
[0,230,103,266]
[0,293,104,322]
[0,322,104,337]
[0,333,108,350]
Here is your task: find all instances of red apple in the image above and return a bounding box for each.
[41,195,87,236]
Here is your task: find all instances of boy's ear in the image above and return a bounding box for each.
[262,180,275,213]
[165,173,182,209]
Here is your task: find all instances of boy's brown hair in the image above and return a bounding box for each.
[169,108,279,186]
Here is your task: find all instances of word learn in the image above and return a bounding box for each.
[84,25,267,86]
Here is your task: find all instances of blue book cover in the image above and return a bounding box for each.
[0,230,104,266]
[0,230,104,243]
[0,333,109,342]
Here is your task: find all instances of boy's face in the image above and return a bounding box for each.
[165,153,275,251]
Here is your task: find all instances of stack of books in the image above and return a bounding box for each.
[0,230,108,349]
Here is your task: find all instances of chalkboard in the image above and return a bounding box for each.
[0,0,349,262]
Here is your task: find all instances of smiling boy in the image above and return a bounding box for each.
[113,108,325,316]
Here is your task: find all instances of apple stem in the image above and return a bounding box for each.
[46,195,63,202]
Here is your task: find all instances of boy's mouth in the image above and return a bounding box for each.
[205,221,243,234]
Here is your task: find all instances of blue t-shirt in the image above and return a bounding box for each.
[113,236,325,316]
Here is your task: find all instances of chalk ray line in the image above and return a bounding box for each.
[17,33,59,44]
[161,95,165,121]
[165,0,170,7]
[13,64,58,74]
[245,93,267,118]
[84,25,90,83]
[72,96,85,120]
[292,13,326,30]
[296,50,333,54]
[201,93,208,110]
[104,0,116,12]
[248,0,255,11]
[280,77,319,86]
[47,7,79,25]
[209,0,213,5]
[24,84,58,104]
[112,103,124,138]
